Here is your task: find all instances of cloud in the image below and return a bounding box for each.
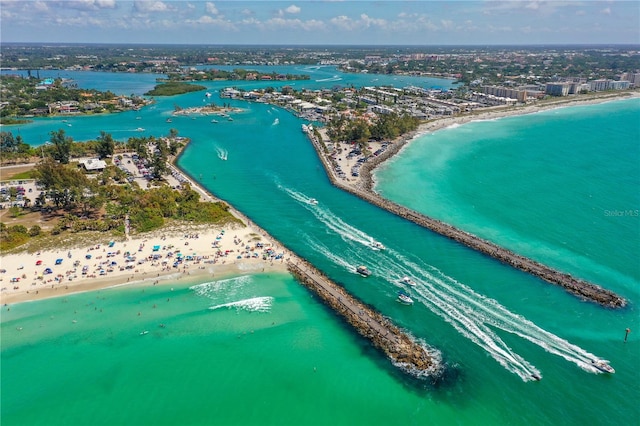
[285,5,301,14]
[440,19,454,30]
[205,2,219,15]
[133,1,174,13]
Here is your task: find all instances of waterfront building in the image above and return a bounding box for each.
[620,72,640,86]
[545,83,571,97]
[482,85,528,102]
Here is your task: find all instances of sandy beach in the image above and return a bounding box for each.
[0,221,289,305]
[326,91,640,191]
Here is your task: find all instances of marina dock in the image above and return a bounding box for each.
[287,259,438,378]
[307,130,627,309]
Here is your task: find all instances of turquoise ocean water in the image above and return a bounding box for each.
[2,67,638,425]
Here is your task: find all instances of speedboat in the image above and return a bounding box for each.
[591,359,615,373]
[369,240,385,251]
[136,127,145,132]
[308,198,318,205]
[356,265,371,277]
[211,119,218,123]
[400,276,416,287]
[397,291,414,305]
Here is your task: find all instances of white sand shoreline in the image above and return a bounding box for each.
[0,221,290,305]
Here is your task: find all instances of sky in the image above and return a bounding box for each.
[1,0,638,45]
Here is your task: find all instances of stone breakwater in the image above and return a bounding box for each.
[287,259,439,378]
[308,131,627,309]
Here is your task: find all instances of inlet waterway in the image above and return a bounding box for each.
[2,66,638,426]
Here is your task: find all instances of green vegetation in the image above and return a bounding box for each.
[0,223,31,251]
[145,82,206,96]
[326,112,419,150]
[1,135,239,251]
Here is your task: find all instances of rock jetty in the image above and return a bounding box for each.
[287,259,439,378]
[306,130,626,309]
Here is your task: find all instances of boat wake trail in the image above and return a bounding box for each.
[305,237,359,275]
[381,249,606,378]
[215,147,228,161]
[315,75,342,82]
[280,186,377,249]
[278,188,607,380]
[209,296,273,313]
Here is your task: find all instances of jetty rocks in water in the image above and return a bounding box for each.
[307,131,626,309]
[287,260,439,378]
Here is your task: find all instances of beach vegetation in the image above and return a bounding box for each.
[0,223,30,250]
[28,225,41,237]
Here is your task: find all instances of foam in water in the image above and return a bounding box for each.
[209,296,274,313]
[190,275,252,299]
[215,146,228,161]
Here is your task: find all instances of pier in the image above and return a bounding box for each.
[287,259,438,377]
[306,130,627,309]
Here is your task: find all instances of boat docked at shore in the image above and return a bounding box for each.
[591,359,615,373]
[397,291,414,305]
[356,265,371,277]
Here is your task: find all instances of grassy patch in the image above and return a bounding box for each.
[3,170,34,180]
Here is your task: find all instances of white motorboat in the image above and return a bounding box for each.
[397,291,414,305]
[369,240,385,251]
[308,198,318,205]
[400,276,416,287]
[591,359,615,373]
[356,265,371,277]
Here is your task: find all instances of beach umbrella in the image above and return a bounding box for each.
[55,258,63,265]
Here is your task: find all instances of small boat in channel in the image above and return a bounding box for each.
[397,291,414,305]
[308,198,318,205]
[369,240,385,251]
[400,276,416,287]
[591,359,615,374]
[356,265,371,277]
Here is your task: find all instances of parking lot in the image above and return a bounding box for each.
[0,179,43,209]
